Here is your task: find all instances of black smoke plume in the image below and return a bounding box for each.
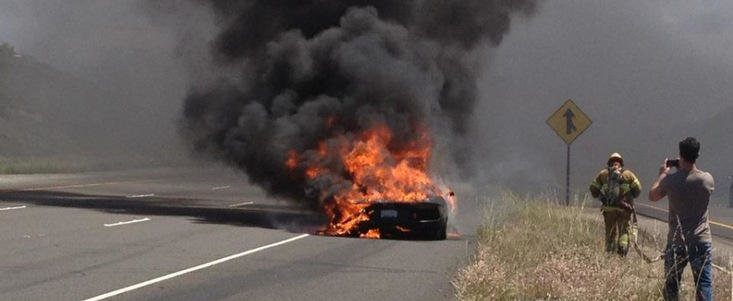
[183,1,537,207]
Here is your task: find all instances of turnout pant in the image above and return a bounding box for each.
[602,208,631,254]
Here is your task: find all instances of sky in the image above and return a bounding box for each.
[0,0,731,198]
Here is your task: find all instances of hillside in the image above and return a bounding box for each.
[0,43,118,156]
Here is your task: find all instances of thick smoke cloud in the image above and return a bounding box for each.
[183,1,537,206]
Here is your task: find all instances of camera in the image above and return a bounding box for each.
[666,159,679,168]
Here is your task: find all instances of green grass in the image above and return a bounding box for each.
[453,192,732,300]
[0,153,188,174]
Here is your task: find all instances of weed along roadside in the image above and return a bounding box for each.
[0,154,189,174]
[452,194,732,300]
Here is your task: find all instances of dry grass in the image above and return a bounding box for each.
[453,192,732,300]
[0,153,187,174]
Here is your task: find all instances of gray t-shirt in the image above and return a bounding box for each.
[659,168,714,243]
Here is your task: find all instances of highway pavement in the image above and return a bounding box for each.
[0,167,472,300]
[635,200,733,242]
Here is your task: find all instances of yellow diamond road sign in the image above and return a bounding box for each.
[547,99,592,144]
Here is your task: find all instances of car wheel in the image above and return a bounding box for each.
[435,223,447,240]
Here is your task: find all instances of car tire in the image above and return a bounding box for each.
[434,223,447,240]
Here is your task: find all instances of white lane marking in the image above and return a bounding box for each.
[212,185,231,191]
[0,205,27,211]
[20,180,153,192]
[229,201,254,207]
[125,193,155,198]
[104,218,151,227]
[83,233,310,301]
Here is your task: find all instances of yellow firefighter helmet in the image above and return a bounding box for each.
[607,152,624,166]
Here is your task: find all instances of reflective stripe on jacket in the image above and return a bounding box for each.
[589,168,642,209]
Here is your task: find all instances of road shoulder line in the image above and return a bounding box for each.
[636,203,733,230]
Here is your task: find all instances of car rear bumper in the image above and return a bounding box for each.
[360,218,447,239]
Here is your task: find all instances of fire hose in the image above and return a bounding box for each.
[630,209,732,275]
[599,194,662,263]
[629,209,663,263]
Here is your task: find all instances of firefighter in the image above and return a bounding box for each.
[589,153,642,255]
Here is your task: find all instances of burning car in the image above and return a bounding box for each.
[355,196,448,240]
[287,126,455,240]
[181,0,532,243]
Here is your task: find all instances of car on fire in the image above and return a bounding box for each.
[356,196,448,240]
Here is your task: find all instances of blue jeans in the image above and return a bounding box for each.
[663,241,713,301]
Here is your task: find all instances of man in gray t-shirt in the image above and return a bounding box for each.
[658,168,714,244]
[649,137,714,301]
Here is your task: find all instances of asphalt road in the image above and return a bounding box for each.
[0,168,472,301]
[634,200,733,242]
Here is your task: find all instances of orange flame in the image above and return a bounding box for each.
[305,166,325,179]
[286,124,454,238]
[360,229,381,239]
[285,150,298,170]
[336,125,437,203]
[395,225,411,233]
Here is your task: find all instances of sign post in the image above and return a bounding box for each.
[546,99,592,205]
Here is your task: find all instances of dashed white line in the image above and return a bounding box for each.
[0,205,27,211]
[212,185,231,191]
[228,201,254,207]
[83,233,310,301]
[20,180,153,192]
[125,193,155,198]
[103,218,151,227]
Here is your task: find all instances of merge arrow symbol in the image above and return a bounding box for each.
[564,109,576,134]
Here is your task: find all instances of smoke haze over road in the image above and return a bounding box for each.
[1,0,731,204]
[472,0,733,200]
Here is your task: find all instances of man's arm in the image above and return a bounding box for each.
[623,170,642,198]
[589,171,603,199]
[648,160,669,202]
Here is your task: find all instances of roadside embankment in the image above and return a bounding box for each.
[0,153,192,175]
[453,193,732,300]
